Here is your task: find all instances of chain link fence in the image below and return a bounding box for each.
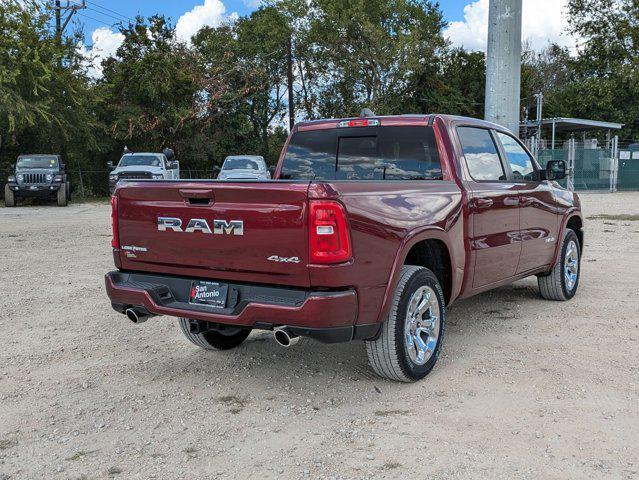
[536,137,639,192]
[2,144,639,204]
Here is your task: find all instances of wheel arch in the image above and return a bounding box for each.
[376,228,460,324]
[404,239,453,305]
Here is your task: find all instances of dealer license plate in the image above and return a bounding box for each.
[189,281,228,308]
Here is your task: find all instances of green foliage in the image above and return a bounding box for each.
[2,0,637,197]
[0,1,98,164]
[281,0,449,117]
[566,0,639,139]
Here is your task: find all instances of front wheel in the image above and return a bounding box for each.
[178,318,251,350]
[4,185,15,207]
[56,184,68,206]
[538,229,581,301]
[366,265,445,382]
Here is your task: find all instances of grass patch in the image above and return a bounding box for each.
[587,214,639,221]
[66,449,98,461]
[0,438,17,450]
[383,461,402,470]
[374,409,410,417]
[107,466,122,476]
[217,394,250,414]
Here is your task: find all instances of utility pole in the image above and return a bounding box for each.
[55,1,61,46]
[484,0,523,136]
[534,92,543,150]
[286,34,295,132]
[53,0,87,46]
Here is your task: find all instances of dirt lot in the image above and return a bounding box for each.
[0,193,637,480]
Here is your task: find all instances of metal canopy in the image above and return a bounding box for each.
[521,117,624,133]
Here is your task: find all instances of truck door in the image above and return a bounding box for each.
[457,126,521,288]
[494,131,559,272]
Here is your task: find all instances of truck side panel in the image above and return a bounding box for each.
[307,181,465,325]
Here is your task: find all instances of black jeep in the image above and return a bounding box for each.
[4,154,70,207]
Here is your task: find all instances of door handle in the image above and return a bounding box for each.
[519,197,534,207]
[178,189,215,199]
[179,189,215,205]
[474,198,493,209]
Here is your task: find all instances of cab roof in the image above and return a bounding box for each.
[295,114,508,133]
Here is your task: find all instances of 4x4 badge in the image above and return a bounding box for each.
[267,255,301,264]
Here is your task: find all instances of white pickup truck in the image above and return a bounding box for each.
[109,149,179,194]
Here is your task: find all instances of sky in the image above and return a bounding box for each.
[74,0,576,77]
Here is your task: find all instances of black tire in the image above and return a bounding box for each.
[56,184,68,206]
[538,229,581,301]
[366,265,445,382]
[4,185,15,207]
[178,318,251,350]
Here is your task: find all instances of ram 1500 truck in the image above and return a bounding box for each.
[105,114,583,382]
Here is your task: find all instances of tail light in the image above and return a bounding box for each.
[111,195,119,249]
[338,119,380,128]
[309,200,351,264]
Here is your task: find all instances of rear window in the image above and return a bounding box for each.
[280,126,442,180]
[224,158,260,170]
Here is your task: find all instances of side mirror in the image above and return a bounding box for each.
[60,163,66,172]
[168,161,178,170]
[107,161,114,170]
[546,160,567,181]
[163,148,175,160]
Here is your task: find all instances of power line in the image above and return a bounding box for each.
[85,6,127,24]
[84,0,134,22]
[76,11,117,28]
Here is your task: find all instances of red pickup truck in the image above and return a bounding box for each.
[105,113,583,382]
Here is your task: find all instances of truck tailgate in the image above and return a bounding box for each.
[116,181,311,287]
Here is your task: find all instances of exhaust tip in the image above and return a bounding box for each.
[274,327,299,347]
[125,307,148,324]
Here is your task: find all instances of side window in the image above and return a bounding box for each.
[496,132,535,180]
[458,127,506,181]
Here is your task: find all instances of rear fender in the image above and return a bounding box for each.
[375,228,460,324]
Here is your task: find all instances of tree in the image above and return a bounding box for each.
[193,6,291,163]
[0,1,97,162]
[276,0,448,118]
[564,0,639,139]
[99,16,202,159]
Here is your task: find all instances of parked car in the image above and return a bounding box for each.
[4,154,70,207]
[105,113,583,382]
[108,148,179,195]
[217,155,270,180]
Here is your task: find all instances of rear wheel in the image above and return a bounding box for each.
[4,185,15,207]
[538,229,581,301]
[178,318,251,350]
[56,185,68,206]
[366,265,445,382]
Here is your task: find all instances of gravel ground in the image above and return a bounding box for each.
[0,193,638,480]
